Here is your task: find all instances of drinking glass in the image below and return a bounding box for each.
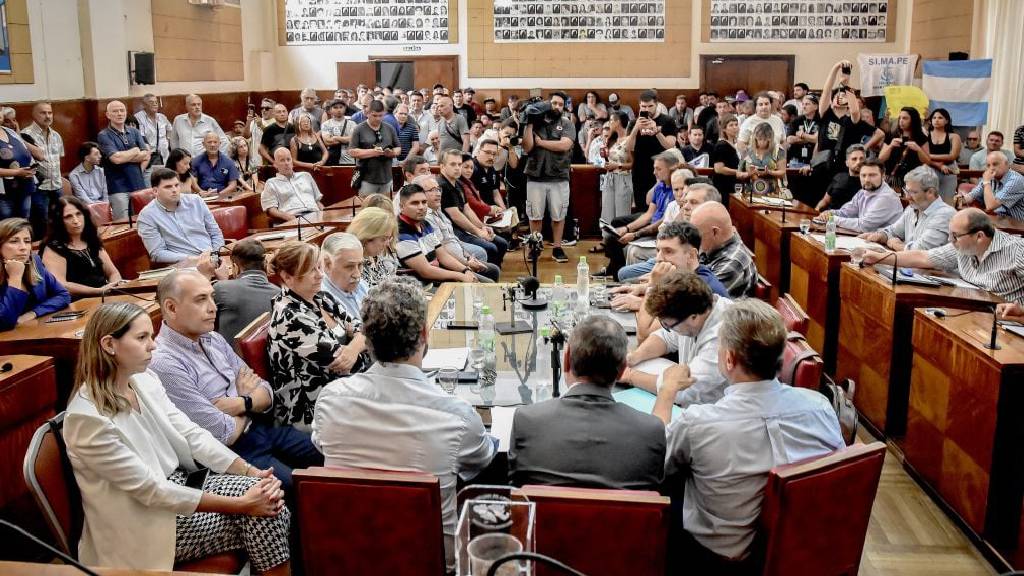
[471,285,484,316]
[437,368,459,395]
[850,247,866,267]
[799,218,811,235]
[468,533,523,576]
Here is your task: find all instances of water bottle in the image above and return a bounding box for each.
[824,214,837,252]
[577,256,590,306]
[551,275,567,325]
[534,327,553,401]
[478,305,497,385]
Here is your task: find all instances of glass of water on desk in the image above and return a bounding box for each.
[437,368,459,395]
[850,247,866,267]
[800,218,811,235]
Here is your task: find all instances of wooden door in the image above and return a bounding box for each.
[411,56,458,91]
[336,62,375,90]
[701,55,794,98]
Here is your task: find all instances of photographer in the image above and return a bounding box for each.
[816,60,874,181]
[523,92,576,263]
[624,90,678,212]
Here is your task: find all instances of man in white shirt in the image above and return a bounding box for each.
[736,92,787,154]
[170,94,228,156]
[134,93,172,173]
[654,298,844,569]
[621,270,732,406]
[312,279,496,569]
[860,165,955,251]
[261,147,324,223]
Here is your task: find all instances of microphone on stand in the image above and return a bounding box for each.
[984,305,1001,350]
[0,519,102,576]
[547,320,566,398]
[524,232,544,279]
[496,285,532,334]
[871,251,899,287]
[295,211,326,239]
[127,193,135,229]
[518,275,547,311]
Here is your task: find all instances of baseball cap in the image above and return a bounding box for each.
[608,92,620,103]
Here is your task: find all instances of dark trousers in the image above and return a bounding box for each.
[31,187,58,239]
[631,164,655,212]
[231,421,323,492]
[602,213,642,276]
[0,184,32,219]
[455,228,508,265]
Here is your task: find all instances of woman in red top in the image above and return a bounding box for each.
[458,152,501,222]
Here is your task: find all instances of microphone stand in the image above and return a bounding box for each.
[526,236,544,279]
[496,285,531,334]
[547,321,566,398]
[295,211,327,239]
[984,305,1001,350]
[0,519,102,576]
[100,285,157,304]
[871,250,899,287]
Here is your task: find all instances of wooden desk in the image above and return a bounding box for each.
[0,295,160,406]
[992,213,1024,236]
[787,232,850,373]
[836,264,1003,437]
[100,224,150,280]
[0,561,208,575]
[904,310,1024,567]
[568,164,602,237]
[207,190,269,230]
[751,209,802,302]
[729,194,817,250]
[236,228,333,252]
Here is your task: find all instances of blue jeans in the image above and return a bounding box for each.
[231,421,323,492]
[455,228,508,265]
[0,181,32,219]
[32,187,58,240]
[618,257,656,281]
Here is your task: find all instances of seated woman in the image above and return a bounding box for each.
[0,217,69,329]
[739,122,787,197]
[166,148,203,194]
[64,301,291,574]
[229,136,260,193]
[40,196,122,298]
[289,113,328,172]
[268,241,367,431]
[347,206,399,288]
[69,141,108,205]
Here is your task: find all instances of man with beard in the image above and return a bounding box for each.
[816,158,901,232]
[815,144,866,211]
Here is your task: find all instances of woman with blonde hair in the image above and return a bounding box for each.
[346,206,399,287]
[229,136,260,192]
[288,113,328,171]
[739,122,787,196]
[64,301,291,574]
[268,241,366,431]
[0,217,69,329]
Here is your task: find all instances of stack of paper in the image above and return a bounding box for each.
[809,234,883,252]
[421,347,470,371]
[489,406,517,452]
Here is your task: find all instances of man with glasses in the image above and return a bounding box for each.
[417,174,498,282]
[958,129,983,167]
[860,165,955,251]
[349,100,400,197]
[862,208,1024,303]
[620,270,732,406]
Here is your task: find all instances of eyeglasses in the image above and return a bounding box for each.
[949,229,976,242]
[659,317,685,332]
[261,106,272,111]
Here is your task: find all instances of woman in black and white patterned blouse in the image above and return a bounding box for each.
[267,241,367,431]
[347,205,400,288]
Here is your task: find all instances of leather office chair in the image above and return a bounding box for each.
[86,201,112,227]
[754,274,773,302]
[520,485,670,576]
[294,467,446,576]
[774,293,809,336]
[129,188,156,215]
[234,312,271,381]
[23,414,245,573]
[779,333,823,390]
[758,442,886,576]
[210,205,247,241]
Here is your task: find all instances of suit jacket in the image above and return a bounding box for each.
[508,382,666,490]
[213,269,280,346]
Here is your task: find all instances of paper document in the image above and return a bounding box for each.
[632,357,676,376]
[136,267,175,281]
[628,238,658,249]
[252,230,298,242]
[613,388,682,420]
[809,234,883,252]
[487,210,515,228]
[751,196,792,207]
[422,347,470,371]
[489,406,517,452]
[931,276,981,290]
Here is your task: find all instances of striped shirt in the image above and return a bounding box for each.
[395,119,420,161]
[969,169,1024,222]
[21,122,64,191]
[926,230,1024,303]
[881,198,956,251]
[701,233,758,298]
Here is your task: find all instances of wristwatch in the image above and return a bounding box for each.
[242,395,253,413]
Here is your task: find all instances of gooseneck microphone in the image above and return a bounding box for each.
[872,250,899,287]
[100,285,156,304]
[985,305,1001,351]
[0,519,102,576]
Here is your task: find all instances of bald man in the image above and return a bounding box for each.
[961,151,1024,221]
[170,93,228,155]
[261,147,324,223]
[862,208,1024,303]
[97,100,151,220]
[22,101,64,237]
[690,201,758,298]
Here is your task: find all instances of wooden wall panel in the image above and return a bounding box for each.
[909,0,974,62]
[0,0,35,85]
[151,0,244,83]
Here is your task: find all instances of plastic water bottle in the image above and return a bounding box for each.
[551,275,567,325]
[577,256,590,306]
[824,213,837,252]
[534,327,553,401]
[477,305,497,385]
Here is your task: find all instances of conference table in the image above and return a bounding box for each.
[835,263,1003,438]
[0,562,208,575]
[751,208,808,303]
[902,309,1024,569]
[729,193,818,250]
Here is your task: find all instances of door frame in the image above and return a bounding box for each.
[368,55,459,90]
[699,55,795,92]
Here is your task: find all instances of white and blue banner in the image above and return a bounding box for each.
[857,53,917,97]
[922,59,992,127]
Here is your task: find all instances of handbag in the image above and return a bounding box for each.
[820,375,858,446]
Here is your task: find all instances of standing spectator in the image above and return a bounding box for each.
[711,114,747,207]
[393,103,422,161]
[786,94,819,167]
[452,89,477,124]
[245,98,276,168]
[191,133,238,197]
[969,131,1014,170]
[349,100,401,197]
[21,102,64,240]
[97,101,150,220]
[463,87,484,118]
[259,103,294,164]
[625,90,677,211]
[0,120,36,219]
[500,94,520,122]
[1015,124,1024,174]
[407,92,431,144]
[925,108,962,203]
[737,92,787,154]
[878,107,931,191]
[607,92,635,123]
[784,82,809,110]
[959,129,983,167]
[523,91,576,263]
[680,125,712,164]
[435,96,470,153]
[68,142,108,205]
[170,94,228,156]
[576,91,609,124]
[289,113,328,171]
[668,94,693,132]
[601,111,634,224]
[134,94,172,185]
[288,87,324,131]
[320,99,354,166]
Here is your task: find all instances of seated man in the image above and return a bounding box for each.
[438,149,507,265]
[862,208,1024,303]
[261,147,325,223]
[621,270,732,405]
[619,177,718,281]
[319,232,369,321]
[418,175,499,282]
[137,167,226,269]
[313,279,496,569]
[509,315,666,489]
[151,269,323,491]
[191,132,238,196]
[690,202,758,298]
[395,182,479,284]
[861,165,955,251]
[655,298,843,569]
[402,155,489,264]
[960,151,1024,221]
[817,158,902,232]
[815,144,865,211]
[213,238,280,346]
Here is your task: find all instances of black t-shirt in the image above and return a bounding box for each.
[261,123,295,154]
[883,131,929,178]
[787,114,819,162]
[627,113,677,169]
[439,176,467,213]
[681,142,713,162]
[349,121,400,184]
[455,104,477,124]
[816,109,873,169]
[471,159,501,205]
[696,107,719,145]
[41,240,106,289]
[711,140,740,198]
[824,172,862,210]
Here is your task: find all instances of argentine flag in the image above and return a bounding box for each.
[922,59,992,126]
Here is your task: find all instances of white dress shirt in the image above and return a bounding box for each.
[665,379,844,560]
[261,171,323,216]
[135,110,173,163]
[654,295,732,406]
[312,361,497,567]
[880,197,956,251]
[64,370,238,570]
[171,113,228,156]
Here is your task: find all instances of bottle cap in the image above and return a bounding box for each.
[540,326,551,337]
[554,274,563,283]
[481,305,491,315]
[579,256,587,264]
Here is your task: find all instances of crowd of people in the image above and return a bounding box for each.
[2,58,1024,575]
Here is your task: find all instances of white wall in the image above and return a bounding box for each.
[0,0,85,103]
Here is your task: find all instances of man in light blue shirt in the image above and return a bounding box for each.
[861,165,955,251]
[320,232,369,322]
[818,158,902,232]
[137,167,225,266]
[964,151,1024,222]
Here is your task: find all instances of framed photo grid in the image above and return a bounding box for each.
[709,1,889,42]
[493,1,666,43]
[282,0,450,45]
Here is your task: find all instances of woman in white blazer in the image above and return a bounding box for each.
[64,301,292,574]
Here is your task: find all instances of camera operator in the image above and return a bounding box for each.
[624,90,678,212]
[522,91,576,263]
